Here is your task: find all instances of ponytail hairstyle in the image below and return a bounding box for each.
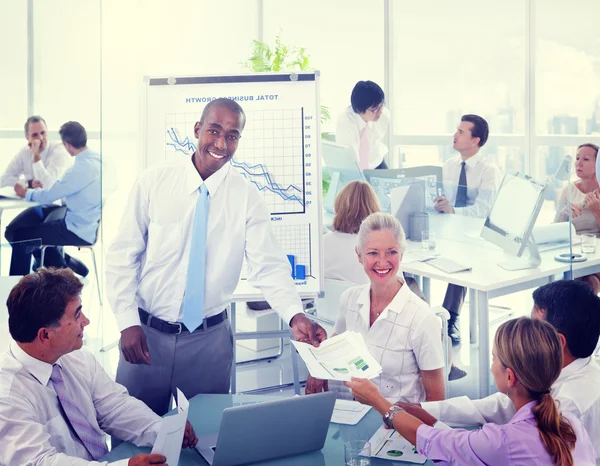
[495,317,576,466]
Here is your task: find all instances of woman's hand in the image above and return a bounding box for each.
[562,203,583,219]
[344,377,386,410]
[585,191,600,217]
[305,375,328,394]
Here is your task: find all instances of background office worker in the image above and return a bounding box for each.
[0,268,197,466]
[434,114,501,344]
[0,115,70,189]
[336,80,390,169]
[106,98,325,416]
[7,121,101,277]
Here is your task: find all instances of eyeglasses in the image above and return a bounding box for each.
[367,103,384,114]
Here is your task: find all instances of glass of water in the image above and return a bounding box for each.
[581,234,596,254]
[345,440,371,466]
[421,230,436,251]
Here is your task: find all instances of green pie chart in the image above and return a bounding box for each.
[386,450,403,457]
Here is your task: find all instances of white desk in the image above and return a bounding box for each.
[401,215,600,397]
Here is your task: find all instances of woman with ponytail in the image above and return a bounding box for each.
[346,317,596,465]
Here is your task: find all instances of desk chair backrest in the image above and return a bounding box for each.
[316,278,359,326]
[432,306,451,399]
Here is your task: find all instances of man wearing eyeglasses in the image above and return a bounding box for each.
[336,80,390,170]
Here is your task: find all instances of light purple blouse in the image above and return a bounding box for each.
[416,401,596,465]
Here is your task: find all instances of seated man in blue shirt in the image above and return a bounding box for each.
[8,121,101,276]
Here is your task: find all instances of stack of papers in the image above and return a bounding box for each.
[369,425,426,464]
[292,332,382,381]
[331,399,371,425]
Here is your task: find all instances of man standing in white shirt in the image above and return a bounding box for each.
[400,280,600,464]
[106,98,326,416]
[0,268,198,466]
[433,114,501,344]
[335,80,390,170]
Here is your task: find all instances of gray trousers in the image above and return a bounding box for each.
[116,317,234,416]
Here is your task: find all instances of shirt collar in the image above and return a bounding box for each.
[348,106,367,131]
[555,357,592,386]
[510,400,538,423]
[356,276,408,325]
[9,340,54,387]
[184,155,231,197]
[460,151,482,169]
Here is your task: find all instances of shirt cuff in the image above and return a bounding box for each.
[415,424,435,457]
[115,306,142,332]
[110,459,130,466]
[282,305,306,328]
[25,189,34,201]
[421,401,441,421]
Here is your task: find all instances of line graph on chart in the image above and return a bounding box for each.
[165,108,305,215]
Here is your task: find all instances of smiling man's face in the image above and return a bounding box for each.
[193,105,245,179]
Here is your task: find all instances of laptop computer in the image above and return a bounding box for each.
[196,392,336,466]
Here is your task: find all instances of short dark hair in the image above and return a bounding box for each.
[200,98,246,129]
[24,115,47,136]
[532,280,600,358]
[461,114,489,147]
[578,143,599,159]
[59,121,87,148]
[350,81,385,114]
[7,268,84,343]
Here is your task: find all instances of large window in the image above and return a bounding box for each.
[391,0,526,172]
[263,0,385,133]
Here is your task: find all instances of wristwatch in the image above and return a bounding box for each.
[383,405,405,429]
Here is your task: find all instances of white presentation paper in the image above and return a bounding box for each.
[0,186,22,199]
[292,332,382,381]
[151,388,189,465]
[369,425,426,464]
[330,399,371,425]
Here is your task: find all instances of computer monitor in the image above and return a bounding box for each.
[390,183,426,240]
[480,172,547,270]
[321,140,366,213]
[364,166,442,213]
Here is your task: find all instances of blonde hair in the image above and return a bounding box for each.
[357,212,406,254]
[495,317,576,466]
[333,181,381,234]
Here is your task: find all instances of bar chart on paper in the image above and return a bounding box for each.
[241,223,313,281]
[165,108,306,215]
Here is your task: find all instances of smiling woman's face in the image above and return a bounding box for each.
[356,229,402,286]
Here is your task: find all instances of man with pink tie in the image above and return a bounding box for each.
[335,80,389,170]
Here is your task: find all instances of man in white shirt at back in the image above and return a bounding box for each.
[0,268,198,466]
[336,80,390,170]
[400,280,600,464]
[433,114,501,344]
[1,115,70,190]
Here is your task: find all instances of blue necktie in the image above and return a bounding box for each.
[182,184,209,332]
[455,162,468,208]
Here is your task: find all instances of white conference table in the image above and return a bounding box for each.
[402,214,600,397]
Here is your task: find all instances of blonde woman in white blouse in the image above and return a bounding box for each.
[308,213,445,402]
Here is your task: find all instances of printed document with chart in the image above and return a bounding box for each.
[292,332,382,381]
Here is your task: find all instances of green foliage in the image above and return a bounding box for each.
[243,33,330,125]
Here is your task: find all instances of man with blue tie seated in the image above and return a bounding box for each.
[433,114,501,345]
[106,98,326,417]
[0,268,198,466]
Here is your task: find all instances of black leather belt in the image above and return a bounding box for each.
[138,308,227,334]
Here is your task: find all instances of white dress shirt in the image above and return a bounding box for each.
[0,141,71,189]
[323,231,368,285]
[106,157,303,332]
[335,106,390,169]
[422,357,600,464]
[0,342,161,466]
[442,152,501,218]
[333,281,444,402]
